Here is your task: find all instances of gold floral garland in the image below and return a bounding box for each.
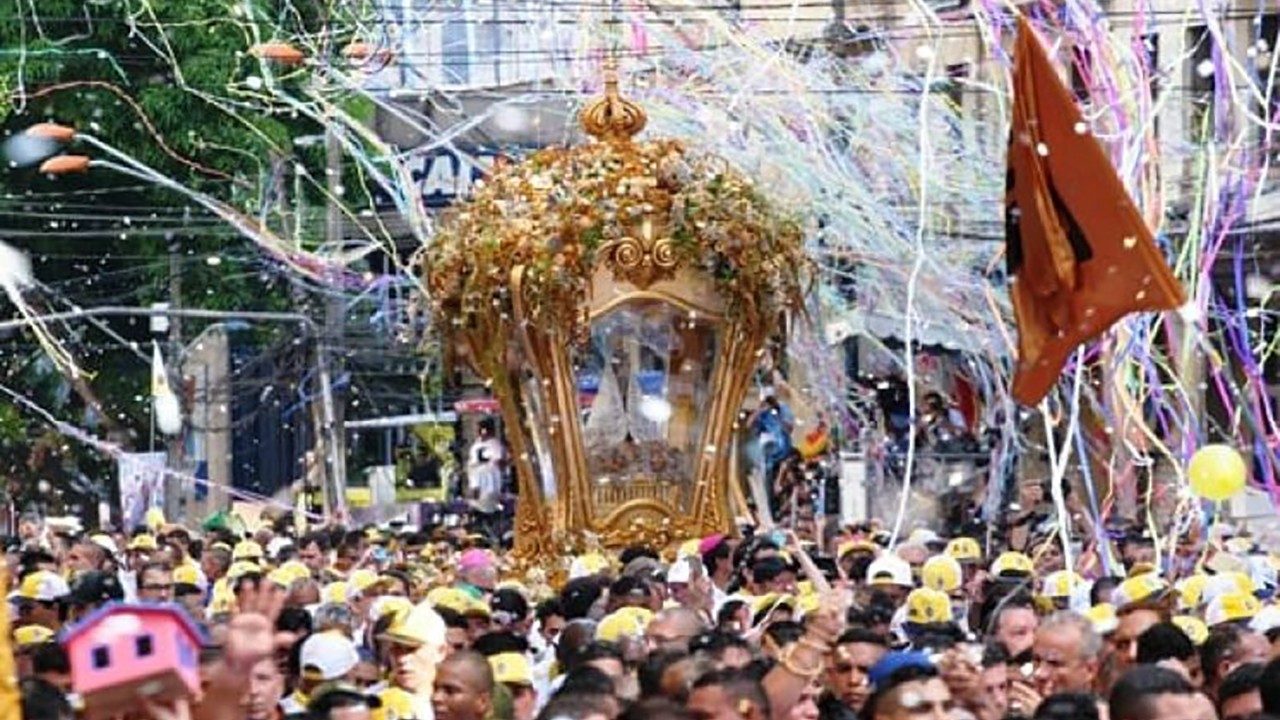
[426,59,807,350]
[426,135,806,337]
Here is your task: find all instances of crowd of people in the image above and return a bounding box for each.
[8,509,1280,720]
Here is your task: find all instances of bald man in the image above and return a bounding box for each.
[431,651,494,720]
[647,607,708,653]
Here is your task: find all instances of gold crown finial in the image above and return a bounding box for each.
[580,55,646,142]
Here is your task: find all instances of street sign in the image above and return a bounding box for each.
[402,146,532,207]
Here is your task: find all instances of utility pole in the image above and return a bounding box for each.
[324,124,348,520]
[164,212,185,522]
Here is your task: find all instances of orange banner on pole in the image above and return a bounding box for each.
[1006,15,1185,405]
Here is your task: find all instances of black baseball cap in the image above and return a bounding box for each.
[491,588,529,623]
[308,683,382,716]
[66,571,124,606]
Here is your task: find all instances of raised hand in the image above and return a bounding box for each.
[223,581,285,676]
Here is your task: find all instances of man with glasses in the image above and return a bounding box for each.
[137,561,175,603]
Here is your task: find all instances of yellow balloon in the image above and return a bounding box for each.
[1188,444,1248,502]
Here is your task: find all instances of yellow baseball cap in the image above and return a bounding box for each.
[380,602,447,648]
[596,607,653,642]
[1205,591,1261,627]
[173,565,201,586]
[128,534,158,552]
[209,584,236,614]
[905,587,954,625]
[371,596,413,622]
[1084,604,1119,635]
[321,582,349,605]
[945,537,982,563]
[347,569,387,598]
[233,540,264,562]
[837,540,879,558]
[9,570,70,602]
[750,593,797,622]
[990,552,1034,578]
[226,561,263,582]
[14,625,54,648]
[921,555,962,593]
[1173,615,1209,645]
[489,652,533,686]
[1113,573,1169,610]
[1041,570,1085,599]
[1176,574,1209,610]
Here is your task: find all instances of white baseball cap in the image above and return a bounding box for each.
[267,537,294,559]
[667,559,699,585]
[1250,605,1280,635]
[8,570,70,602]
[866,555,914,588]
[299,631,360,680]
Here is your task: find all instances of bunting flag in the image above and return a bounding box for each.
[1006,15,1186,405]
[151,341,172,398]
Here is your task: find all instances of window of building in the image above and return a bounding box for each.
[1188,26,1216,140]
[91,646,110,669]
[136,634,154,658]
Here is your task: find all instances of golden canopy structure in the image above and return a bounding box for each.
[425,62,806,558]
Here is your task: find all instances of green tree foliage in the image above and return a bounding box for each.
[0,0,371,514]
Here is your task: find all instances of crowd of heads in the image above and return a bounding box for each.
[8,509,1280,720]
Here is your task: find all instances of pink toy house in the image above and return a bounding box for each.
[61,602,204,719]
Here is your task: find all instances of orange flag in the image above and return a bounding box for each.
[1006,15,1185,405]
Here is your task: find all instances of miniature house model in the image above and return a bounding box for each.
[61,603,204,719]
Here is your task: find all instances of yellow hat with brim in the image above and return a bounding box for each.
[1041,570,1085,600]
[347,569,388,599]
[905,587,953,625]
[427,587,470,614]
[14,625,54,648]
[128,534,158,552]
[595,606,653,643]
[1084,604,1119,635]
[380,602,447,648]
[922,555,963,593]
[945,537,982,563]
[233,540,264,562]
[490,652,533,686]
[174,565,201,586]
[990,551,1034,578]
[209,585,236,615]
[838,540,879,558]
[1173,615,1209,645]
[1205,591,1261,627]
[1177,574,1209,610]
[321,581,349,605]
[1113,573,1169,610]
[372,596,413,622]
[226,560,263,582]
